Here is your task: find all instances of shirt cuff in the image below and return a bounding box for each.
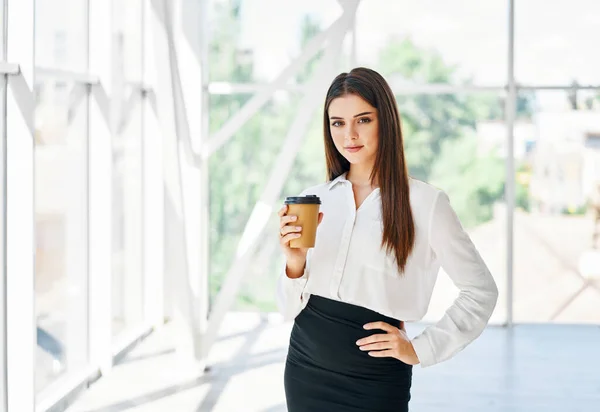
[281,261,308,292]
[411,332,437,368]
[282,266,309,295]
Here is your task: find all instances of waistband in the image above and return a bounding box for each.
[306,294,402,329]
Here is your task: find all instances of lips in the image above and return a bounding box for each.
[345,145,364,153]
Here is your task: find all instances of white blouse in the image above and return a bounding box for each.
[276,173,498,368]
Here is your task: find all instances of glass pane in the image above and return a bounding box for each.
[34,79,89,391]
[208,92,301,309]
[211,87,507,323]
[208,0,342,82]
[399,93,507,324]
[112,0,144,336]
[355,0,507,86]
[514,90,600,323]
[516,0,600,85]
[114,0,143,83]
[35,0,87,70]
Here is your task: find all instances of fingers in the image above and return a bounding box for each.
[358,341,393,352]
[356,333,389,346]
[367,349,395,358]
[363,321,396,333]
[280,215,297,228]
[317,212,324,225]
[280,225,302,237]
[280,232,301,246]
[399,321,406,331]
[277,205,288,218]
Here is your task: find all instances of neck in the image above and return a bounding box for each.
[347,163,378,188]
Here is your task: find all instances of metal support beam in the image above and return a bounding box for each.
[88,0,115,380]
[168,0,210,363]
[0,63,19,75]
[505,0,516,327]
[90,82,111,131]
[207,81,600,96]
[7,72,35,136]
[149,0,206,369]
[518,84,600,91]
[203,7,357,158]
[202,1,358,357]
[1,72,7,412]
[142,0,166,330]
[197,0,211,364]
[117,87,143,134]
[5,0,35,409]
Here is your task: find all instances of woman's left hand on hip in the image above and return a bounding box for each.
[356,321,420,365]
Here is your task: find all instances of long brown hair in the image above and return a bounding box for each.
[323,67,415,273]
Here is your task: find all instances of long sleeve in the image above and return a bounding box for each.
[411,190,499,368]
[276,251,311,321]
[275,187,313,320]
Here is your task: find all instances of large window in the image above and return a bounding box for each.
[34,0,89,393]
[208,91,303,308]
[354,0,507,86]
[35,0,87,70]
[1,0,153,408]
[515,0,600,85]
[513,90,600,323]
[207,0,600,327]
[208,0,342,83]
[34,79,89,391]
[398,93,507,324]
[1,0,599,410]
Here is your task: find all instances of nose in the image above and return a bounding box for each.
[345,124,358,141]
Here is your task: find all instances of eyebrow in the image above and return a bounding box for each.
[329,111,374,120]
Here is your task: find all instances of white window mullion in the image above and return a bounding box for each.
[6,0,35,410]
[142,0,164,328]
[1,73,8,412]
[88,0,113,374]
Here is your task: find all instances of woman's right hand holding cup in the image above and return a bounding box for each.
[278,204,323,279]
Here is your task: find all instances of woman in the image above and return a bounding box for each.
[276,67,498,412]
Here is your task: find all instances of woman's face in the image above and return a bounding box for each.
[328,94,379,167]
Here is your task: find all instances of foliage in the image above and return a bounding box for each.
[378,38,509,225]
[207,7,528,309]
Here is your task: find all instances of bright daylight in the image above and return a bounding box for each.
[1,0,600,411]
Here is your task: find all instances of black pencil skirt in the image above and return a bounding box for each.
[284,294,412,412]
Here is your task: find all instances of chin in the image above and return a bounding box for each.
[344,154,372,165]
[346,157,365,165]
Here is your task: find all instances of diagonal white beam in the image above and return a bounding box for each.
[154,0,201,169]
[117,87,143,134]
[202,3,357,356]
[90,83,111,131]
[149,0,206,367]
[7,73,35,136]
[202,7,356,159]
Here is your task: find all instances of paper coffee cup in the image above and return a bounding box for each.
[284,195,321,248]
